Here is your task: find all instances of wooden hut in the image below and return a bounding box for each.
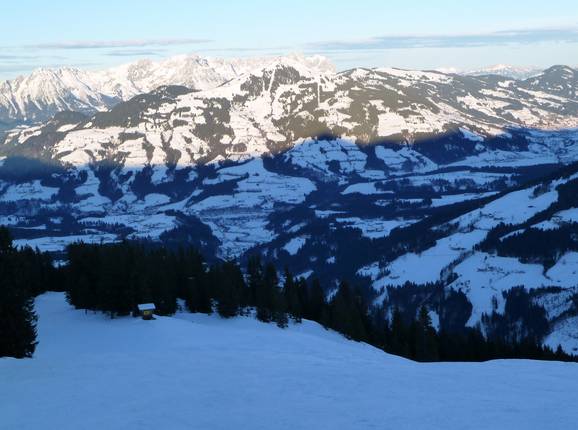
[137,303,156,320]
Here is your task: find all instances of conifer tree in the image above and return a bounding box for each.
[184,253,212,314]
[368,304,390,349]
[0,226,13,253]
[555,344,566,361]
[247,255,264,307]
[283,268,303,323]
[390,307,409,357]
[415,306,439,362]
[328,281,368,341]
[296,277,309,318]
[148,249,178,315]
[213,261,245,318]
[0,285,38,358]
[0,227,38,358]
[256,262,278,322]
[273,294,289,329]
[306,278,327,324]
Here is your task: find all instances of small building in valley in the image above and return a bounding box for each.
[137,303,156,320]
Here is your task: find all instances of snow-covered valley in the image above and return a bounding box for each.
[2,292,578,430]
[1,55,578,358]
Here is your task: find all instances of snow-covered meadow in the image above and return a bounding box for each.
[2,293,577,430]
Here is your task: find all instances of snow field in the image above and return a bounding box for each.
[2,293,578,430]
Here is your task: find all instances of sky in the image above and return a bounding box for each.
[1,0,578,79]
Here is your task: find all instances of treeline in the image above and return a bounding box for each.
[0,227,55,358]
[481,222,578,269]
[2,235,576,362]
[478,175,578,269]
[65,243,183,317]
[63,242,327,328]
[372,306,570,362]
[62,241,577,363]
[485,286,550,340]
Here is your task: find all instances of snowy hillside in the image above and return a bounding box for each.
[2,292,578,430]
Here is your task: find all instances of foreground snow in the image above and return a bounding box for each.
[1,293,578,430]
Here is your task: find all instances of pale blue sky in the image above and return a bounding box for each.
[2,0,578,78]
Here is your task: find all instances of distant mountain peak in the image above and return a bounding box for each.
[464,64,543,80]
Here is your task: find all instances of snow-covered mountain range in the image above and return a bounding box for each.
[464,64,544,80]
[0,54,334,127]
[2,54,575,129]
[2,54,578,353]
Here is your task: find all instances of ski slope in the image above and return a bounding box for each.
[2,293,578,430]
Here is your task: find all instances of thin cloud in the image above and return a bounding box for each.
[0,63,96,76]
[0,63,70,74]
[0,54,32,60]
[196,46,293,54]
[0,64,41,73]
[310,27,578,51]
[0,53,65,61]
[25,38,212,50]
[106,50,164,57]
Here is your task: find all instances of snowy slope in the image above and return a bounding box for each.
[327,168,578,354]
[2,292,578,430]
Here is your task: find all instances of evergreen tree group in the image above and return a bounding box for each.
[63,242,577,362]
[65,242,200,317]
[0,227,54,358]
[2,237,577,363]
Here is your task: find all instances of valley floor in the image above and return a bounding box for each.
[2,293,578,429]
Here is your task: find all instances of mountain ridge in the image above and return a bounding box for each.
[2,54,576,129]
